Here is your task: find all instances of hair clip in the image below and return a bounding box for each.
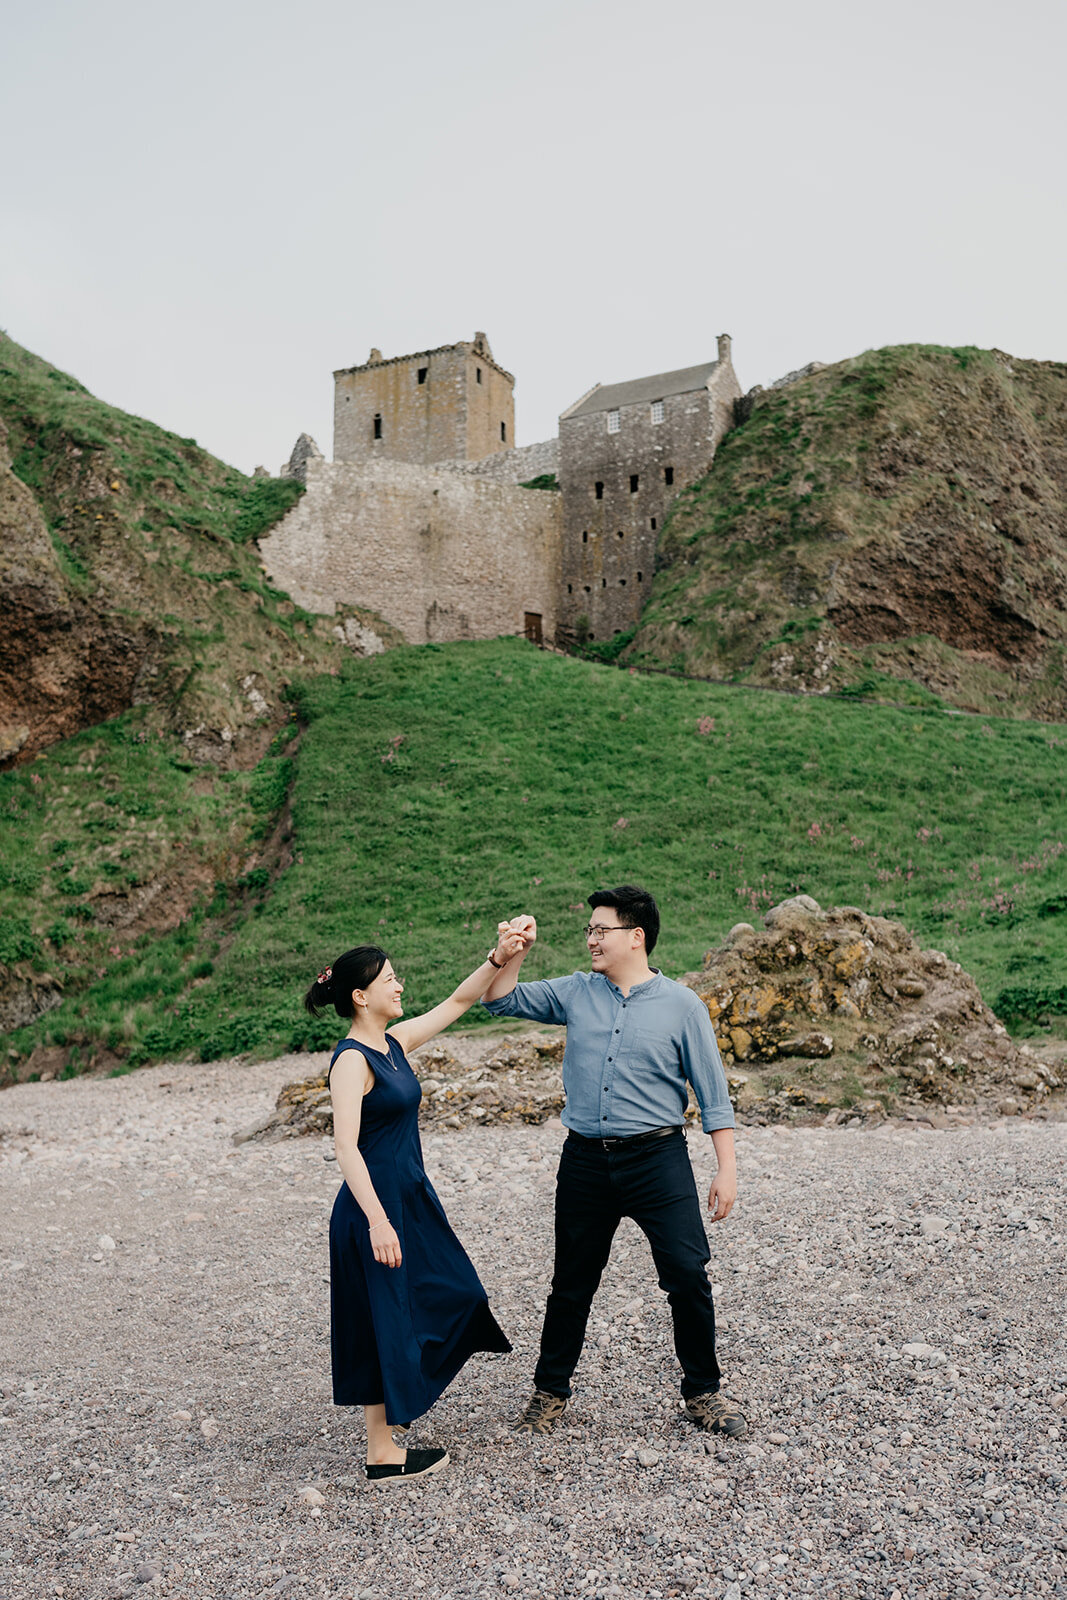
[317,966,333,984]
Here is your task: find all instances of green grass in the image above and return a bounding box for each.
[8,638,1063,1072]
[0,710,265,1067]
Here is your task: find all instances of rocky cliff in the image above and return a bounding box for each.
[627,345,1067,719]
[0,335,397,767]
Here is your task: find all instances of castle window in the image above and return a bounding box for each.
[651,517,657,531]
[476,367,482,384]
[629,474,639,494]
[619,577,627,585]
[617,530,624,539]
[501,422,507,442]
[567,584,573,593]
[637,571,643,582]
[607,410,620,434]
[602,578,606,587]
[594,481,604,500]
[584,585,591,593]
[664,466,674,486]
[373,414,382,440]
[651,399,665,424]
[582,531,588,544]
[417,367,428,384]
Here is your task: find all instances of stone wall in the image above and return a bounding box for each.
[258,458,560,646]
[558,356,741,641]
[437,437,560,484]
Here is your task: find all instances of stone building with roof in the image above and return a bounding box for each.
[260,329,740,652]
[557,334,741,642]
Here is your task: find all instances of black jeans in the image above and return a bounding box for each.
[533,1128,721,1400]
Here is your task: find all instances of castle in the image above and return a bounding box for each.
[258,331,740,649]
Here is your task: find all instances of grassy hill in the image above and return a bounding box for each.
[626,344,1067,719]
[4,639,1064,1079]
[0,331,396,765]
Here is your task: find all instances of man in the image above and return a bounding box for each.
[483,885,745,1439]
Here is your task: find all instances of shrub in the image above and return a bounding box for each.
[0,917,40,965]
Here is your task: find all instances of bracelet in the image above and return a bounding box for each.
[487,950,505,969]
[368,1219,392,1233]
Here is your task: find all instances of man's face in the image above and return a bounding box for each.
[586,914,637,975]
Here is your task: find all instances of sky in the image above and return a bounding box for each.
[2,0,1065,475]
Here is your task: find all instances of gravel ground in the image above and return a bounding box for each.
[2,1054,1065,1600]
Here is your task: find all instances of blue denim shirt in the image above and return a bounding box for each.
[482,969,735,1137]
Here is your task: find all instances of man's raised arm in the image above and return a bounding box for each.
[484,915,537,1002]
[482,916,573,1026]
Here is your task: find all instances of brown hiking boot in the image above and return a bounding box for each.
[684,1391,747,1438]
[513,1390,568,1435]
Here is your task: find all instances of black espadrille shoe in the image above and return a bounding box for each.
[365,1448,449,1485]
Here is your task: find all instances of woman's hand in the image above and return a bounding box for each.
[369,1219,402,1268]
[493,924,528,965]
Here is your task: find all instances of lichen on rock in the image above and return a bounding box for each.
[682,896,1059,1116]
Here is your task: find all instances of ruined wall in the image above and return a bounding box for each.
[332,338,515,467]
[558,356,741,641]
[258,458,559,645]
[438,437,560,484]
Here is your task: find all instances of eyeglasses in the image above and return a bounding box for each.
[583,924,628,940]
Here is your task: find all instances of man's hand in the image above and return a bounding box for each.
[707,1167,736,1222]
[506,914,537,948]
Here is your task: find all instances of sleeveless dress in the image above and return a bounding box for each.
[328,1034,511,1426]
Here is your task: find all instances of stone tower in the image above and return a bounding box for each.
[332,332,516,466]
[557,335,741,643]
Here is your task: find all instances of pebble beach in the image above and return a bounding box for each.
[1,1054,1064,1600]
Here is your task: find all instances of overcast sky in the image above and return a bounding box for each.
[3,0,1064,475]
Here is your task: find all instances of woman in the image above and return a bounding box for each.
[303,929,525,1484]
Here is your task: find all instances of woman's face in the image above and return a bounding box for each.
[355,960,404,1019]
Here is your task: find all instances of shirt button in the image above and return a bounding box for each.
[602,1115,608,1121]
[607,1057,612,1062]
[615,1029,620,1034]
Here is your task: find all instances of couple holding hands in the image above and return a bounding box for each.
[304,884,745,1486]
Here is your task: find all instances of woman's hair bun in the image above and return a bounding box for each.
[303,946,388,1020]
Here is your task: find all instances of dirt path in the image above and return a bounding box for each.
[2,1055,1064,1600]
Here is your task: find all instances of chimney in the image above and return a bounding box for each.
[368,347,383,364]
[717,333,732,365]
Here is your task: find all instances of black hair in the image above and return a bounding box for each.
[588,884,660,956]
[303,945,389,1019]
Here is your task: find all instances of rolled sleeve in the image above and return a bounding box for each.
[481,974,574,1027]
[679,999,736,1132]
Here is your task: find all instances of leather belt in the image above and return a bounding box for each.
[567,1124,682,1151]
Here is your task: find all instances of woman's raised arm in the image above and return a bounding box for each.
[388,925,528,1056]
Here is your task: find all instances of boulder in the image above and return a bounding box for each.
[683,897,1048,1111]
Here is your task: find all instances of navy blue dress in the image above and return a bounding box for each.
[328,1034,511,1426]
